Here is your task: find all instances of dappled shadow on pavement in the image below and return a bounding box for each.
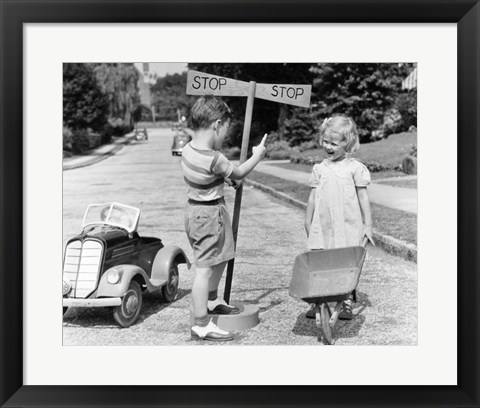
[62,288,191,329]
[291,291,372,343]
[231,286,288,313]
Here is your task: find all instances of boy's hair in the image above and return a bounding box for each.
[190,95,233,131]
[319,114,360,154]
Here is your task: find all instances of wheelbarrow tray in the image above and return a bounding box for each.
[289,245,367,304]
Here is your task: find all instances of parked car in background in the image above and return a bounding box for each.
[171,132,192,156]
[134,128,148,141]
[62,202,190,327]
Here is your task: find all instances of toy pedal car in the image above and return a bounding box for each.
[62,202,190,327]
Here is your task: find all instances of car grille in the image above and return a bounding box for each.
[63,240,103,298]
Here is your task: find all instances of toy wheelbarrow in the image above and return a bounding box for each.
[289,239,368,345]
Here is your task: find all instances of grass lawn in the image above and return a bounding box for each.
[268,161,407,181]
[376,179,417,189]
[248,171,417,245]
[296,131,417,168]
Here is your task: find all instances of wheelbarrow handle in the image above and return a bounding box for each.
[361,237,369,248]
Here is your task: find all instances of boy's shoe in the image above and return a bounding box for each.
[191,319,234,341]
[207,298,240,315]
[338,300,353,320]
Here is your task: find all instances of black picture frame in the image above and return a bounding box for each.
[1,1,478,407]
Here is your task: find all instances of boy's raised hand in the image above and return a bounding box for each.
[252,133,268,159]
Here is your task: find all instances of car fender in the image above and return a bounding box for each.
[151,245,191,282]
[97,265,150,297]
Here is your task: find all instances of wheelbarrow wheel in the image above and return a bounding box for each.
[321,303,335,345]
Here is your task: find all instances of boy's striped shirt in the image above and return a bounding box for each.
[181,143,233,201]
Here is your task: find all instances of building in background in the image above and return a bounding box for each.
[402,67,417,90]
[135,63,157,121]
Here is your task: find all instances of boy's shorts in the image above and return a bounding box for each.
[184,198,235,268]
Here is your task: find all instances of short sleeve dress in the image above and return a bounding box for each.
[307,157,371,250]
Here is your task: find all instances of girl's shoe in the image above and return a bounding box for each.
[207,298,240,315]
[338,300,353,320]
[190,319,234,341]
[305,305,316,319]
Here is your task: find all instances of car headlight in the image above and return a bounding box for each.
[63,279,71,295]
[107,269,120,284]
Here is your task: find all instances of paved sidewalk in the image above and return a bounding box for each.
[255,160,417,214]
[63,133,136,171]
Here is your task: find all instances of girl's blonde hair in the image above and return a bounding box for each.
[319,115,360,154]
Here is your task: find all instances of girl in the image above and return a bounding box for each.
[305,115,374,319]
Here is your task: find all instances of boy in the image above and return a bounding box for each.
[182,95,267,341]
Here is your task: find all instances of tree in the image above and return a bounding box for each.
[91,63,140,128]
[63,63,109,131]
[150,72,194,121]
[310,63,414,141]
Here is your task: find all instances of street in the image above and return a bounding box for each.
[63,127,417,345]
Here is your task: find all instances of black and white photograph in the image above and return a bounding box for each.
[4,5,478,404]
[62,62,418,346]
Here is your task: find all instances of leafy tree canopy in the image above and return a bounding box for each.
[91,63,140,127]
[311,63,415,141]
[151,72,195,121]
[63,63,109,131]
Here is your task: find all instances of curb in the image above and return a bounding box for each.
[244,178,417,263]
[63,134,136,171]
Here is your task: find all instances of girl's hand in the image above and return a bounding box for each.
[305,222,311,237]
[363,225,375,246]
[252,133,267,159]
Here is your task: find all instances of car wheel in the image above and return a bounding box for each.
[162,263,179,302]
[113,281,142,328]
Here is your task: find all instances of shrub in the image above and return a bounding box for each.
[265,140,296,160]
[297,140,319,152]
[268,150,294,160]
[108,118,132,136]
[101,122,114,144]
[71,129,90,154]
[380,108,402,137]
[409,143,417,157]
[402,156,417,174]
[283,110,318,146]
[63,126,73,151]
[222,146,241,160]
[394,91,417,131]
[363,161,393,172]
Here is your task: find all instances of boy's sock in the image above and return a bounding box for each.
[208,290,218,301]
[193,315,209,327]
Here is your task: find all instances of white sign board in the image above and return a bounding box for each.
[186,70,250,97]
[186,70,311,108]
[255,83,311,108]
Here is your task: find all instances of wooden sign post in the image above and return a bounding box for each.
[186,69,311,303]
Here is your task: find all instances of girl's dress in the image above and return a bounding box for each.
[308,157,371,250]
